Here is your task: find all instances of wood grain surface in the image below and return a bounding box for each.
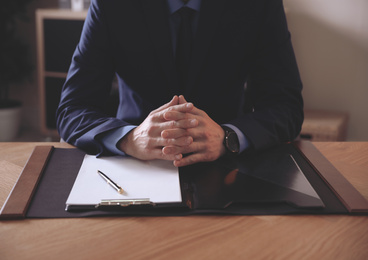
[0,142,367,260]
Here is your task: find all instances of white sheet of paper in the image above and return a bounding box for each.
[66,155,182,206]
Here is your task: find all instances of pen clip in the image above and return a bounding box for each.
[96,199,155,208]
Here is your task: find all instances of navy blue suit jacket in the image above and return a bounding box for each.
[56,0,303,155]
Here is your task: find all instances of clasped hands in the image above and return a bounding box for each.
[119,95,226,167]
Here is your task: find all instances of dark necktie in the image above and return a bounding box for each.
[175,7,195,92]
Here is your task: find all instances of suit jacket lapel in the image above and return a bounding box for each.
[187,0,227,94]
[140,0,179,92]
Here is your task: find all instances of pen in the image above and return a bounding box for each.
[97,170,124,194]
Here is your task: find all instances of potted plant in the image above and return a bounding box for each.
[0,0,33,141]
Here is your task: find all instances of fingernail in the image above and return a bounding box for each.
[186,136,193,144]
[190,119,197,126]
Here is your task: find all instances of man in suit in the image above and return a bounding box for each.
[56,0,303,167]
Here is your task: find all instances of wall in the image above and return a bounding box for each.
[284,0,368,141]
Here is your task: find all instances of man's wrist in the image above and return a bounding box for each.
[100,125,136,156]
[117,129,134,156]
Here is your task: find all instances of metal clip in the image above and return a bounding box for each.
[96,198,155,208]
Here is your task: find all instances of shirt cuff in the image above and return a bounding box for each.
[100,125,137,156]
[223,124,250,153]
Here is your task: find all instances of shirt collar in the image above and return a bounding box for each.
[167,0,202,14]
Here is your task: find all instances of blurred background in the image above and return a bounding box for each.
[1,0,367,142]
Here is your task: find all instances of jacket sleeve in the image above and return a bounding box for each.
[56,0,127,155]
[231,0,304,151]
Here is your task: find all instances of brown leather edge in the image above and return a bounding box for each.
[294,141,368,214]
[0,146,54,220]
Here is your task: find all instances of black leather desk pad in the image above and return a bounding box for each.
[26,143,347,218]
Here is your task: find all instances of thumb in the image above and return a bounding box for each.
[178,95,188,104]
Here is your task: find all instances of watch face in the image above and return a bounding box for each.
[226,130,240,153]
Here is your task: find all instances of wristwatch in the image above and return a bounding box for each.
[222,126,240,155]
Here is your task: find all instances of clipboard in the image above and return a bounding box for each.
[1,141,368,219]
[65,155,183,211]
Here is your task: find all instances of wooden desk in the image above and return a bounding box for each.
[0,142,367,259]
